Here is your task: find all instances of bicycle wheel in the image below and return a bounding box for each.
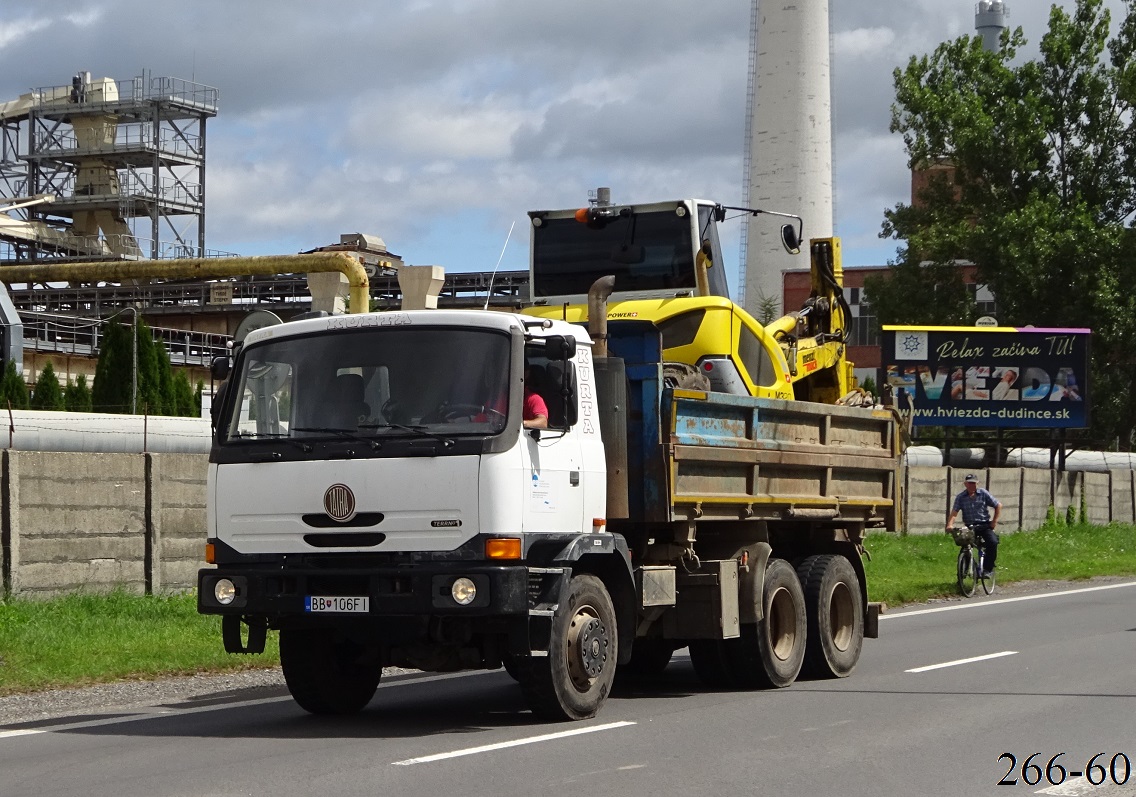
[957,547,976,597]
[980,560,996,595]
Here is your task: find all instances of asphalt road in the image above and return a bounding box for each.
[2,580,1134,797]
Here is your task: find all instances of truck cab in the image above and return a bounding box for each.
[200,310,633,720]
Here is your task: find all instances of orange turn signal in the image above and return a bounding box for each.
[204,542,216,564]
[485,538,522,560]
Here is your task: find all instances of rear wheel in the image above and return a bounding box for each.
[796,555,864,678]
[957,548,976,597]
[725,558,807,688]
[279,628,382,715]
[520,574,617,721]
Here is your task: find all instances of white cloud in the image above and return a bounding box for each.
[0,0,1127,286]
[834,27,896,59]
[0,17,50,50]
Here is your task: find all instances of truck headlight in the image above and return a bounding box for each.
[451,577,477,606]
[214,578,237,605]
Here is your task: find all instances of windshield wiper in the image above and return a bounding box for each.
[359,422,454,448]
[230,431,313,453]
[290,427,382,450]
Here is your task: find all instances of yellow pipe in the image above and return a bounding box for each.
[0,252,372,314]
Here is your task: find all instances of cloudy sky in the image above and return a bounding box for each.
[0,1,1123,298]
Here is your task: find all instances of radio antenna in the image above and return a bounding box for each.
[484,220,516,311]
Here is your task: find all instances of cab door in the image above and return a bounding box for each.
[519,356,584,533]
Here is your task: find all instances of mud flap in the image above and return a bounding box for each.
[865,601,886,639]
[222,615,268,654]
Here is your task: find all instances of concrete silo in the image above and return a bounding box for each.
[741,0,833,319]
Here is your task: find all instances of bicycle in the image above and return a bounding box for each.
[949,525,995,597]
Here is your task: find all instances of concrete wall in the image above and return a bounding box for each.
[900,466,1136,535]
[1,450,208,597]
[3,452,1135,596]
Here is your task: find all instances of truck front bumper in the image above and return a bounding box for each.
[198,561,552,621]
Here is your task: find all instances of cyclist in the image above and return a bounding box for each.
[946,473,1002,577]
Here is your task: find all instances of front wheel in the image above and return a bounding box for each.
[279,628,382,715]
[957,548,976,597]
[980,564,996,595]
[520,574,618,721]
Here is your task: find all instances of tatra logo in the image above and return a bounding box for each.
[323,483,357,522]
[431,519,461,527]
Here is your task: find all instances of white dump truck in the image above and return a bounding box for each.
[199,196,899,720]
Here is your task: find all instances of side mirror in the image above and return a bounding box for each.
[545,335,576,360]
[211,356,231,381]
[780,223,802,255]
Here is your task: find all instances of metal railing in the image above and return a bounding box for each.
[31,75,218,113]
[21,310,230,365]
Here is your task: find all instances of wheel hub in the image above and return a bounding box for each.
[566,609,609,688]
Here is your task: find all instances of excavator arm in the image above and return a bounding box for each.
[766,237,856,405]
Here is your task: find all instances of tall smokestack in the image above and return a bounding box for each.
[975,0,1009,51]
[743,0,833,319]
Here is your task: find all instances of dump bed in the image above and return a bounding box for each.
[612,323,899,528]
[662,389,898,526]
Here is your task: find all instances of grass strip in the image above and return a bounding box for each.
[864,521,1136,606]
[1,522,1134,696]
[0,591,279,697]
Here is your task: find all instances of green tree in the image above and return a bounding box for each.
[135,320,164,415]
[0,359,29,410]
[93,320,132,413]
[30,362,65,411]
[171,370,197,417]
[64,374,93,413]
[93,317,176,415]
[875,0,1136,445]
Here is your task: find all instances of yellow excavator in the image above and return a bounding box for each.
[522,194,856,405]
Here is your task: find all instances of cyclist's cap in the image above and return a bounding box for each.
[964,473,978,482]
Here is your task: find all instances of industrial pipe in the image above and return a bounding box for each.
[0,251,372,314]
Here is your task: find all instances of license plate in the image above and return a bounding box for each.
[305,596,370,613]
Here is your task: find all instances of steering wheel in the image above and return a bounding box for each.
[431,403,495,423]
[381,398,405,425]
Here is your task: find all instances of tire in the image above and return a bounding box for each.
[957,548,976,597]
[279,628,381,715]
[796,555,865,679]
[520,574,617,721]
[689,640,736,689]
[981,566,996,595]
[724,558,807,688]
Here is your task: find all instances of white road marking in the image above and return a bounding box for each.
[881,581,1136,620]
[905,650,1017,673]
[390,720,636,765]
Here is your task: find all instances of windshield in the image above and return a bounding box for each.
[220,326,511,443]
[533,210,698,297]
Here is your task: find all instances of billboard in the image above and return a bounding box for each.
[881,326,1090,429]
